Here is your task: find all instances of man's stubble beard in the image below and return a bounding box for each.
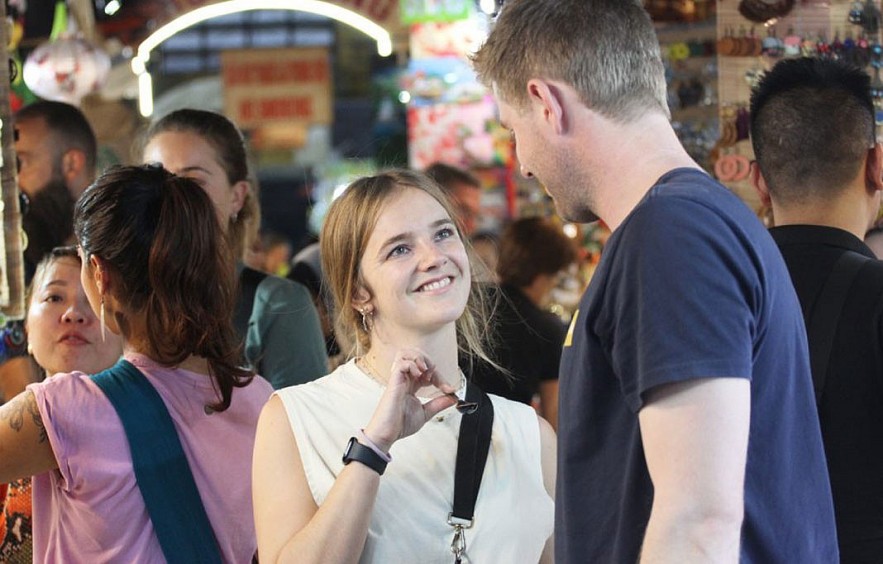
[546,148,601,224]
[22,173,76,270]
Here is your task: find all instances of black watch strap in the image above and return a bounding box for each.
[342,436,388,475]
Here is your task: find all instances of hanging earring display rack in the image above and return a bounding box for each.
[714,0,881,213]
[657,18,719,171]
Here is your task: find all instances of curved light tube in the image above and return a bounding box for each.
[133,0,393,116]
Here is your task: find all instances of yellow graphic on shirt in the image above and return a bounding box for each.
[564,309,579,347]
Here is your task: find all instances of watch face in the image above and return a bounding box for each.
[341,436,386,475]
[343,437,357,461]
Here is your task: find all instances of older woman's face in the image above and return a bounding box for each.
[27,257,122,376]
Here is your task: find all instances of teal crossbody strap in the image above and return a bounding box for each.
[91,359,222,564]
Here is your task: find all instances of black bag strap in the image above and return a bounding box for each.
[807,250,869,403]
[233,266,268,338]
[91,359,222,564]
[449,382,494,563]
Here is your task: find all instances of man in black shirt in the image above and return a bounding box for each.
[751,57,883,562]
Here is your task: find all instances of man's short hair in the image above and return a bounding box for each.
[750,58,874,204]
[497,216,577,288]
[15,101,97,171]
[472,0,669,122]
[424,162,480,193]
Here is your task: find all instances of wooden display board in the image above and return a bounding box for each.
[0,0,25,320]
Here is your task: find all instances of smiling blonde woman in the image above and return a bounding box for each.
[253,169,556,564]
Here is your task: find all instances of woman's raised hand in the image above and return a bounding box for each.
[362,349,457,453]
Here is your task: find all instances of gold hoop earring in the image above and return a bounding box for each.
[100,296,106,343]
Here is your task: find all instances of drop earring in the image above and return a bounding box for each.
[360,308,373,333]
[100,295,106,342]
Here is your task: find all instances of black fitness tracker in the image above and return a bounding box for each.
[342,436,388,475]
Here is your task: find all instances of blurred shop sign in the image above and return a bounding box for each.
[400,0,472,23]
[221,47,333,130]
[172,0,399,28]
[341,0,397,23]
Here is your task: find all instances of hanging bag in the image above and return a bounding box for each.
[448,382,494,564]
[807,250,869,403]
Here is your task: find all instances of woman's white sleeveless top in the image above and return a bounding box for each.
[275,360,554,563]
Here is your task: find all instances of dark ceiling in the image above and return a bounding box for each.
[17,0,717,50]
[19,0,166,47]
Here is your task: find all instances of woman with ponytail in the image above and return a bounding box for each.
[0,165,273,562]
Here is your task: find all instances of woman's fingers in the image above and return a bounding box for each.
[367,348,463,443]
[422,394,457,420]
[391,349,436,391]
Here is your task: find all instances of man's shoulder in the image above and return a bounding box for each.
[845,252,883,309]
[773,227,883,288]
[619,173,767,255]
[644,168,748,219]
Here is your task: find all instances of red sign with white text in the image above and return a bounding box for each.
[221,47,333,129]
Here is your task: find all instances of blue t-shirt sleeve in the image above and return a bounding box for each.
[598,196,760,412]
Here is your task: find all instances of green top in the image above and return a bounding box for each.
[245,274,327,389]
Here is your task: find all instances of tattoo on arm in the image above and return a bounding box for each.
[0,392,47,443]
[27,392,47,443]
[0,394,25,431]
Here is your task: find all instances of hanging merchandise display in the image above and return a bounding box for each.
[850,0,882,35]
[22,1,110,105]
[6,2,35,113]
[714,0,883,215]
[738,0,796,23]
[659,18,718,171]
[403,9,517,226]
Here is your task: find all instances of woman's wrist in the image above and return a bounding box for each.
[361,424,395,454]
[357,429,392,463]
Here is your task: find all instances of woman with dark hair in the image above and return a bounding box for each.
[473,216,579,430]
[253,170,555,563]
[0,246,123,562]
[143,109,327,389]
[0,165,273,562]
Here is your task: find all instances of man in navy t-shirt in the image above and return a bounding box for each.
[473,0,838,561]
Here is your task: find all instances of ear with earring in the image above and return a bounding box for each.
[99,294,107,343]
[96,274,107,343]
[90,254,108,343]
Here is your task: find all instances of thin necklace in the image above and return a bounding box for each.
[357,355,478,414]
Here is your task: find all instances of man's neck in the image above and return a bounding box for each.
[67,176,93,200]
[585,113,702,232]
[771,189,874,240]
